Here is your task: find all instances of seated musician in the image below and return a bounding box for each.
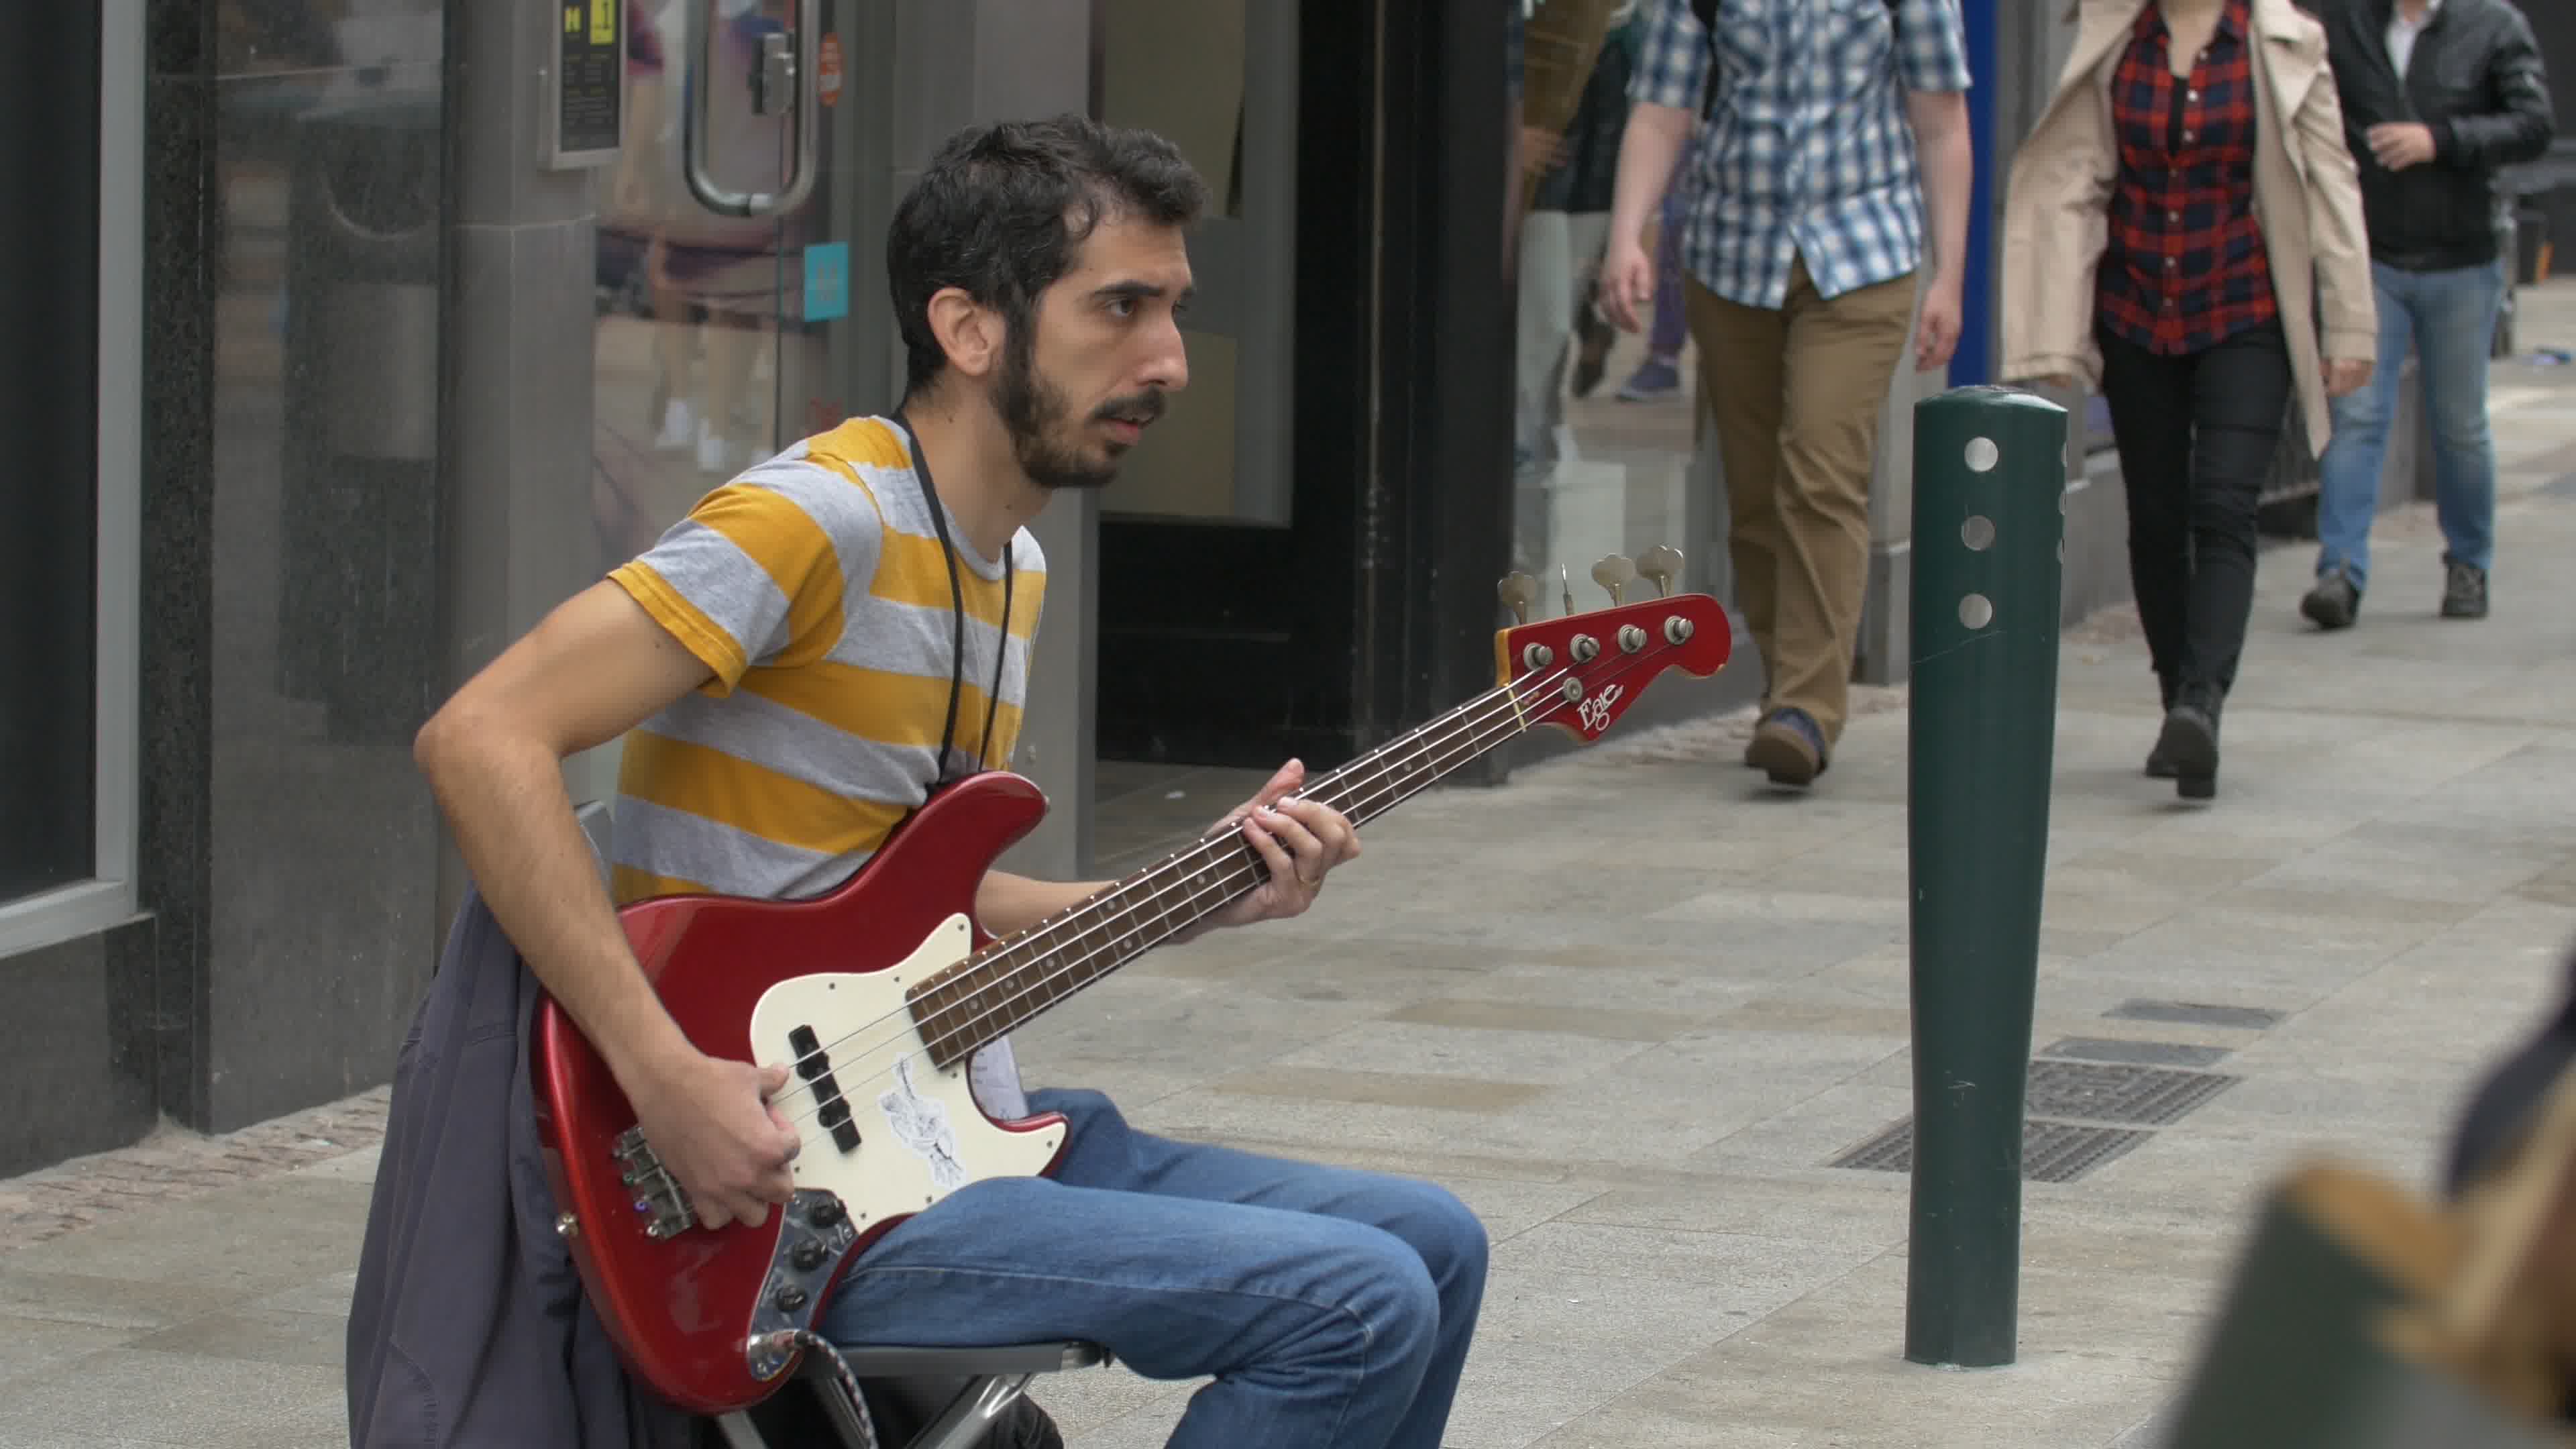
[396,114,1489,1448]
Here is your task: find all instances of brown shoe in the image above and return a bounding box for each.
[1744,708,1827,787]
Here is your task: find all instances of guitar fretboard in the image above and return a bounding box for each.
[902,678,1536,1068]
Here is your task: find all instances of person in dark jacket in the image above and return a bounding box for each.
[2301,0,2554,630]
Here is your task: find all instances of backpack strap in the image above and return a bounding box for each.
[1692,0,1720,120]
[1688,0,1904,121]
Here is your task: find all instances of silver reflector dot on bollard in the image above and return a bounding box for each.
[1962,516,1996,551]
[1960,593,1993,629]
[1965,437,2000,472]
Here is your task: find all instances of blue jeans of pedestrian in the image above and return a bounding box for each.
[2313,258,2508,592]
[818,1088,1488,1448]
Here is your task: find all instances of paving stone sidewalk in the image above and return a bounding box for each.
[7,296,2576,1448]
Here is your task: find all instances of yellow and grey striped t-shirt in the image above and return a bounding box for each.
[604,415,1046,907]
[604,416,1047,1116]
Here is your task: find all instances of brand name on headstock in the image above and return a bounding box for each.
[1576,683,1624,733]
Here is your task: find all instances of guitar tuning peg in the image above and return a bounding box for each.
[1591,554,1637,606]
[1558,564,1575,619]
[1497,572,1538,626]
[1636,545,1684,598]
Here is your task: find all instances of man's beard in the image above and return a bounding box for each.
[994,333,1165,492]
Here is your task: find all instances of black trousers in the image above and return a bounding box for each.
[2095,319,2294,697]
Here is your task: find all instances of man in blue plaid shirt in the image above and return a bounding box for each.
[1599,0,1974,789]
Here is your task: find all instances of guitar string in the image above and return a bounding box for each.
[749,653,1586,1099]
[755,655,1585,1130]
[765,636,1690,1134]
[771,637,1688,1132]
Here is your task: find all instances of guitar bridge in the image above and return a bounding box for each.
[612,1126,698,1240]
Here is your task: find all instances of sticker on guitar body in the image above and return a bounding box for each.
[1576,684,1624,734]
[879,1057,968,1192]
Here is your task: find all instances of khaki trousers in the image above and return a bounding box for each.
[1685,257,1916,745]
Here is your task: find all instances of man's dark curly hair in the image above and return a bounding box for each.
[888,113,1210,400]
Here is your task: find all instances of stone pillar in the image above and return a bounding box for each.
[433,2,610,932]
[892,1,1099,881]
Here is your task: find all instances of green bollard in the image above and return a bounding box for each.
[1903,385,2069,1369]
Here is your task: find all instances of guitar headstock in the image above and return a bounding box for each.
[1495,551,1733,743]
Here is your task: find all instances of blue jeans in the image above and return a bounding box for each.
[2314,258,2508,592]
[818,1089,1487,1448]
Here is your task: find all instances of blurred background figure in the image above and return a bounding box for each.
[1513,1,1643,474]
[594,0,809,561]
[2001,0,2376,803]
[1597,0,1974,792]
[2302,0,2555,631]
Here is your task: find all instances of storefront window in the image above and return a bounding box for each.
[0,1,103,906]
[1091,0,1298,527]
[0,502,97,906]
[1510,1,1715,606]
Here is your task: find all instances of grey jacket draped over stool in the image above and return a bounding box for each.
[343,883,703,1449]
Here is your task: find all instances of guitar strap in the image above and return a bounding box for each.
[890,410,1013,790]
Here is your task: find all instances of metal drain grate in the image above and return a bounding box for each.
[1829,1118,2155,1183]
[2025,1121,2157,1182]
[2027,1059,2239,1124]
[2106,999,2282,1030]
[2043,1036,2233,1069]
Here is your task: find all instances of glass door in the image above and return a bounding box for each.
[588,0,877,570]
[1094,0,1356,768]
[1090,0,1299,527]
[580,0,883,800]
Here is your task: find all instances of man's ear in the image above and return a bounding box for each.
[926,287,1004,382]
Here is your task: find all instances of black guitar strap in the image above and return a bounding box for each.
[890,410,1013,792]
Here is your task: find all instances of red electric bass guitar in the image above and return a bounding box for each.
[531,558,1731,1414]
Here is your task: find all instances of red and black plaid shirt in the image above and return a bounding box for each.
[2096,0,2279,356]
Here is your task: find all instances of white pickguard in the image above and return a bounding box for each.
[748,914,1065,1229]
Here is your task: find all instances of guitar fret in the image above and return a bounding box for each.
[1104,909,1140,967]
[1077,920,1114,973]
[1146,868,1178,942]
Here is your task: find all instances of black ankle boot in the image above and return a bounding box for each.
[2155,682,2222,800]
[2145,675,2180,778]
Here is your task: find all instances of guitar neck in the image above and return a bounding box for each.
[905,677,1536,1067]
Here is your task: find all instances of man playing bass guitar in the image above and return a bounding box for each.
[396,114,1489,1449]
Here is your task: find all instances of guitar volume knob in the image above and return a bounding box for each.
[773,1286,810,1313]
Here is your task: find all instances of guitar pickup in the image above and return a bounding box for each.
[787,1025,863,1154]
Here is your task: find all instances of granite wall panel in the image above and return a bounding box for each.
[199,1,448,1129]
[0,919,159,1179]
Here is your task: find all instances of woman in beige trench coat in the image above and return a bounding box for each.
[2001,0,2375,802]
